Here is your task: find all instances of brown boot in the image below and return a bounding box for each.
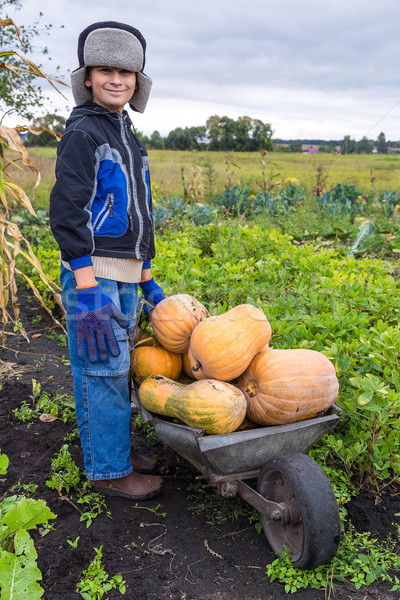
[130,449,157,474]
[92,471,162,500]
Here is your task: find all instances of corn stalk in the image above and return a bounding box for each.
[0,18,67,337]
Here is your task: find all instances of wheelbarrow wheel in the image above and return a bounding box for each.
[257,452,340,569]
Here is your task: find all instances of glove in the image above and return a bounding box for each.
[75,283,129,363]
[139,276,166,307]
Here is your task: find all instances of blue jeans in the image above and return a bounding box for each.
[60,265,138,480]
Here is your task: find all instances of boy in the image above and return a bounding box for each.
[50,21,163,500]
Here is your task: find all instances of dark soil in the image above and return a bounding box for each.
[1,292,399,600]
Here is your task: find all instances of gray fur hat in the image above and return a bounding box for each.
[71,21,152,113]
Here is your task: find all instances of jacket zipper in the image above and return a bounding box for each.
[108,193,114,218]
[93,196,110,231]
[119,114,143,251]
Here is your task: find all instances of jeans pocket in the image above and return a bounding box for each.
[85,335,130,376]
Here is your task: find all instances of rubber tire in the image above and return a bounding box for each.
[257,453,341,569]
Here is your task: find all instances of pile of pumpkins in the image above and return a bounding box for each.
[131,294,339,435]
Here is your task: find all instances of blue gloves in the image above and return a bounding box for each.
[139,276,166,320]
[75,284,129,362]
[139,277,166,306]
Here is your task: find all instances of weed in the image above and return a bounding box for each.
[64,428,80,444]
[46,444,81,494]
[31,314,43,326]
[13,380,76,425]
[67,536,80,549]
[131,503,166,517]
[33,355,46,371]
[186,481,258,528]
[10,481,38,497]
[13,401,37,424]
[46,330,68,346]
[266,524,400,593]
[133,413,160,446]
[46,445,108,528]
[76,545,126,599]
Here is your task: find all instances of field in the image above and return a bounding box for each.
[1,147,400,599]
[12,147,400,209]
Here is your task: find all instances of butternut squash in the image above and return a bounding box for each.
[139,375,246,434]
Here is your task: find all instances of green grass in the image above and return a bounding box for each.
[8,148,400,212]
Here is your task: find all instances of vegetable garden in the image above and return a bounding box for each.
[1,144,400,599]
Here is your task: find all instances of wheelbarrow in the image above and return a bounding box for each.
[132,382,341,570]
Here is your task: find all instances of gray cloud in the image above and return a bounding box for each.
[4,0,400,138]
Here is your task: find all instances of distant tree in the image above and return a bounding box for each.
[0,0,63,119]
[165,126,205,150]
[205,115,273,151]
[148,130,165,149]
[319,144,337,153]
[376,132,388,154]
[355,136,374,154]
[290,140,302,152]
[340,135,356,154]
[25,113,66,146]
[134,130,150,145]
[248,117,274,151]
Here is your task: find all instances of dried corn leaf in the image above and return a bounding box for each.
[0,359,31,376]
[0,125,40,195]
[15,269,65,333]
[0,18,22,44]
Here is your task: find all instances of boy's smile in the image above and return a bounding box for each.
[84,67,137,113]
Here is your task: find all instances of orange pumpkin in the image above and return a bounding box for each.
[130,346,182,383]
[189,304,272,381]
[139,375,246,434]
[237,348,339,425]
[181,351,196,378]
[151,294,209,353]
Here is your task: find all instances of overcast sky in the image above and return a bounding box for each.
[4,0,400,140]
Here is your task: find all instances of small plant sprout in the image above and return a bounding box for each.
[75,546,126,599]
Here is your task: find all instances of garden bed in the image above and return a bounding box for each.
[0,291,399,599]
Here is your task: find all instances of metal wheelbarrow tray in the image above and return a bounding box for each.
[132,383,342,570]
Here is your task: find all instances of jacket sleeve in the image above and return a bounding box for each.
[50,128,98,267]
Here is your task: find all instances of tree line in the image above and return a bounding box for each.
[24,115,394,156]
[136,115,274,151]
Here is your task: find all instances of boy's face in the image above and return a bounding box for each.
[84,66,137,113]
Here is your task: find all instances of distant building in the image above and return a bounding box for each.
[302,144,319,153]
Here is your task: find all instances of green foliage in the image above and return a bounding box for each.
[0,1,62,119]
[376,132,388,154]
[16,213,62,309]
[13,380,75,425]
[213,185,250,216]
[133,413,160,446]
[377,190,400,218]
[317,183,365,218]
[76,546,126,600]
[341,135,357,154]
[67,536,80,549]
[46,444,81,494]
[187,481,260,529]
[185,202,218,225]
[0,479,56,600]
[249,184,305,217]
[46,445,108,527]
[151,220,400,487]
[266,526,400,593]
[0,451,9,475]
[0,529,44,599]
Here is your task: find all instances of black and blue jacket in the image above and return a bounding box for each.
[50,101,155,270]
